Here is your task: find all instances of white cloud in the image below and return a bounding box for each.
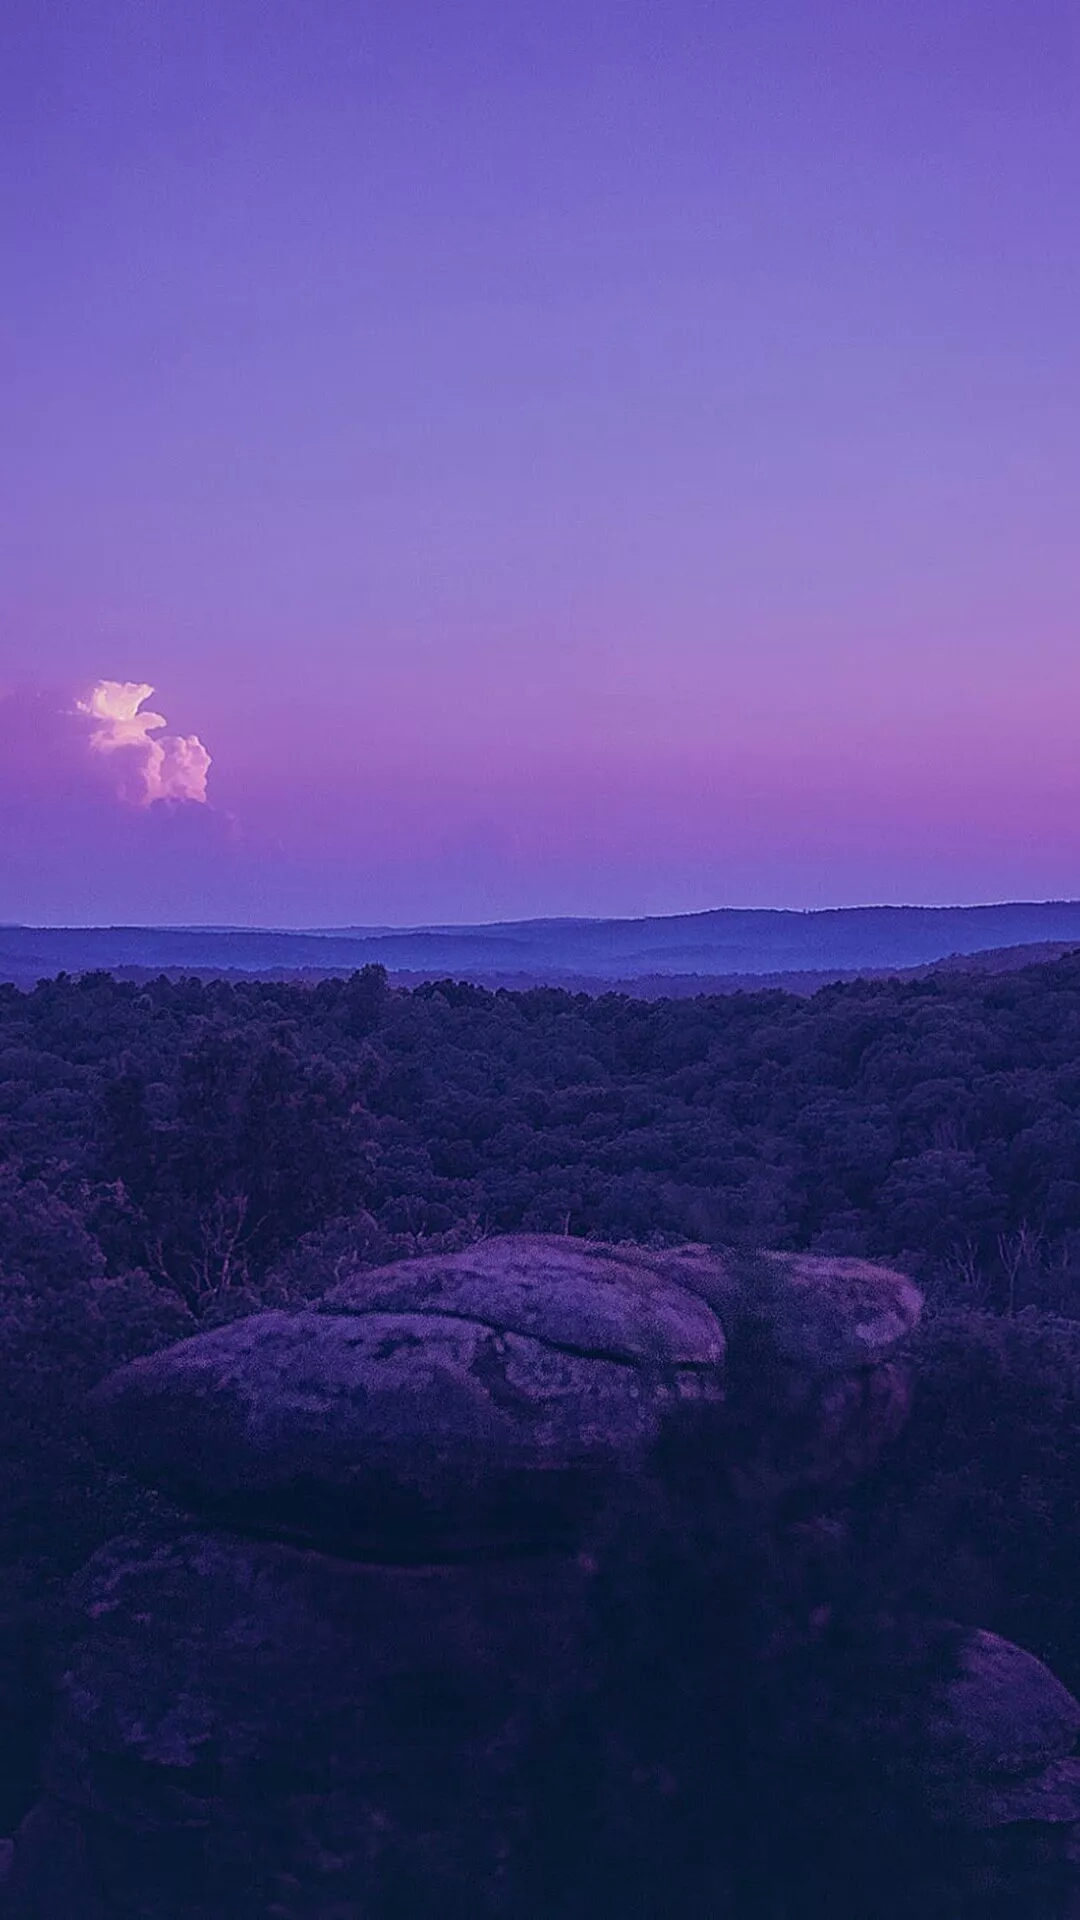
[76,681,211,805]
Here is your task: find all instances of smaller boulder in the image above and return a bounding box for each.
[713,1251,923,1371]
[928,1630,1080,1831]
[930,1631,1080,1780]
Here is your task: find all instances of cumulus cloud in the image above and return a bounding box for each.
[0,678,243,923]
[75,681,211,805]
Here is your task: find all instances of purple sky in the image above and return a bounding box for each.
[2,0,1077,926]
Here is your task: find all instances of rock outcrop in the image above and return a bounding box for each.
[5,1235,1079,1916]
[82,1237,921,1538]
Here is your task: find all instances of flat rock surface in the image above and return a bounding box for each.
[320,1235,727,1363]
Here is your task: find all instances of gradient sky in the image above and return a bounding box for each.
[1,0,1078,925]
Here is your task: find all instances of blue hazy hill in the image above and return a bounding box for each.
[5,901,1080,988]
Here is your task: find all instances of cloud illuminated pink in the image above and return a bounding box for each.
[0,678,241,925]
[75,682,211,806]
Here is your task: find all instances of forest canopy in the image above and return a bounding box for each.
[3,956,1080,1313]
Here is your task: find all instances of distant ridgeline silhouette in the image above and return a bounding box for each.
[4,902,1080,990]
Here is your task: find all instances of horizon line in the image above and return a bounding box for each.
[4,897,1080,937]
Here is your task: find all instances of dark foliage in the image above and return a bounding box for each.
[7,957,1080,1294]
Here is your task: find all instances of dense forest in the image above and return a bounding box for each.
[4,957,1080,1907]
[5,956,1080,1302]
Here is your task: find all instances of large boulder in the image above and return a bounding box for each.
[85,1237,924,1549]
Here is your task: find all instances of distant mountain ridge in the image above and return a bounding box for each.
[5,901,1080,990]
